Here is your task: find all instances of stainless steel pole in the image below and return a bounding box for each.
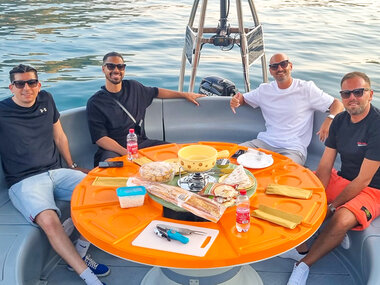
[179,0,200,91]
[188,0,208,93]
[236,0,250,92]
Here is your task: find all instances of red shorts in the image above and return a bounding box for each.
[325,169,380,230]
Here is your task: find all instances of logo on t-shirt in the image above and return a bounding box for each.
[39,108,47,113]
[357,142,367,147]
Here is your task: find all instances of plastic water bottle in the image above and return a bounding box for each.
[236,189,250,232]
[127,128,138,160]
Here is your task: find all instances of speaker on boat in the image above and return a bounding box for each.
[199,76,238,97]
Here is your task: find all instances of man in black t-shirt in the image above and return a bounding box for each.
[0,64,109,285]
[87,51,205,166]
[286,72,380,285]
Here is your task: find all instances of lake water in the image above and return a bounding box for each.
[0,0,379,110]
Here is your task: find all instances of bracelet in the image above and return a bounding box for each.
[71,162,78,169]
[328,203,336,213]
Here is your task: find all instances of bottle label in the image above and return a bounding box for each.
[127,142,138,155]
[236,207,250,224]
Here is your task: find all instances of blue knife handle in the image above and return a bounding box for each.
[167,230,189,244]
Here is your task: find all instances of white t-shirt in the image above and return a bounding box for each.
[243,78,334,157]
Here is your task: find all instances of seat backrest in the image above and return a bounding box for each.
[60,106,97,169]
[162,97,266,143]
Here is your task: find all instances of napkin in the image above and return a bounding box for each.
[252,205,303,229]
[266,184,312,199]
[132,156,153,166]
[92,177,128,187]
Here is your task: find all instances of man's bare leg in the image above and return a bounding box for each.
[35,209,88,274]
[301,207,358,266]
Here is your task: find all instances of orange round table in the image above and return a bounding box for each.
[71,142,327,284]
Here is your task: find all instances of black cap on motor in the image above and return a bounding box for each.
[198,76,238,97]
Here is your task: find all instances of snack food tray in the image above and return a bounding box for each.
[148,164,257,212]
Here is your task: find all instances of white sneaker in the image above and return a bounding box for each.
[279,248,307,262]
[62,217,74,237]
[340,233,351,249]
[287,262,310,285]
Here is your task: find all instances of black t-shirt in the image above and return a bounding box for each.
[325,105,380,189]
[0,91,61,188]
[86,79,158,148]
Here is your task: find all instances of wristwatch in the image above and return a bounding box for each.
[328,203,336,213]
[71,162,78,169]
[327,114,335,120]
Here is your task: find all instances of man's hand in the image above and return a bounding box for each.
[230,93,244,114]
[316,118,333,142]
[74,167,90,174]
[184,92,206,106]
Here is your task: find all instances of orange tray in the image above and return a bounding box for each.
[71,142,326,268]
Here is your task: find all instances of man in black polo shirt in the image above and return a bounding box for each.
[286,71,380,285]
[87,51,205,167]
[0,64,109,285]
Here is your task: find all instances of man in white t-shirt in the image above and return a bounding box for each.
[230,53,344,165]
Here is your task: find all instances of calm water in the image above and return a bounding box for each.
[0,0,379,110]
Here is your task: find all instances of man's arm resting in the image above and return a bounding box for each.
[315,146,337,188]
[331,158,380,208]
[96,136,128,156]
[328,98,344,117]
[53,120,74,166]
[317,98,344,141]
[157,88,205,106]
[53,120,89,173]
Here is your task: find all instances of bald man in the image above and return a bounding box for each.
[230,53,343,165]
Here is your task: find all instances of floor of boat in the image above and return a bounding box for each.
[46,246,355,285]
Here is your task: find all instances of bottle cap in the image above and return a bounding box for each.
[129,129,135,133]
[239,189,247,195]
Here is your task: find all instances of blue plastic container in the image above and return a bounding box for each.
[116,186,146,208]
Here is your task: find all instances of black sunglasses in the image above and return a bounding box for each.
[339,88,371,99]
[12,79,39,89]
[103,63,126,71]
[269,60,289,70]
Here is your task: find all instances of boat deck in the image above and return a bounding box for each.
[47,245,355,284]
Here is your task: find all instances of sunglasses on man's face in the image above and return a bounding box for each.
[12,79,39,89]
[103,63,126,71]
[339,88,371,99]
[269,60,289,70]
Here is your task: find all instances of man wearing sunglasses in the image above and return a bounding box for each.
[0,64,109,285]
[286,72,380,285]
[230,53,343,165]
[87,51,205,167]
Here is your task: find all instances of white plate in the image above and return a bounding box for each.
[237,152,274,169]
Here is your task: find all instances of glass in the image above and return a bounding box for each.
[103,63,126,71]
[339,88,371,99]
[269,60,289,70]
[12,79,39,89]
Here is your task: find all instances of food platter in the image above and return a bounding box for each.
[145,164,257,212]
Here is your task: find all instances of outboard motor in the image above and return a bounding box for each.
[199,76,238,97]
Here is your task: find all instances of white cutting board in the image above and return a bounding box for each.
[132,220,219,257]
